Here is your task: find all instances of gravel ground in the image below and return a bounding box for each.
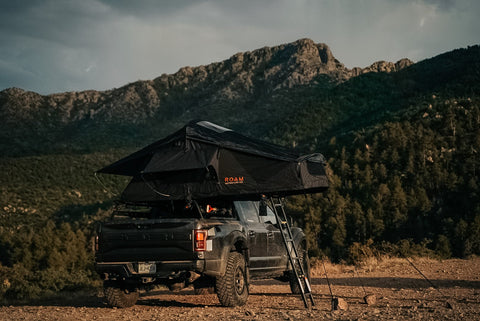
[1,257,479,320]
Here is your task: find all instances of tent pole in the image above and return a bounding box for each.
[140,173,171,198]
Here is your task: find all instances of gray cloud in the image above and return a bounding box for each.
[98,0,203,17]
[384,0,455,11]
[418,0,456,10]
[0,0,478,94]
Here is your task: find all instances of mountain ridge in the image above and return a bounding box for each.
[0,39,412,125]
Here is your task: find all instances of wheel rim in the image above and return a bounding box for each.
[234,266,245,295]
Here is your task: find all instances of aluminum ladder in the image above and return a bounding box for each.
[268,197,315,308]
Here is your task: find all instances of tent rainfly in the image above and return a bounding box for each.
[97,120,329,202]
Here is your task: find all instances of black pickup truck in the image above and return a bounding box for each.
[95,199,309,308]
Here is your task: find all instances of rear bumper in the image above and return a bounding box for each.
[95,260,205,279]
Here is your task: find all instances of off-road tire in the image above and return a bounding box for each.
[289,243,311,294]
[104,281,139,308]
[216,252,249,306]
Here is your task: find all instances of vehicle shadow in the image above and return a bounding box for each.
[136,298,218,308]
[137,289,222,308]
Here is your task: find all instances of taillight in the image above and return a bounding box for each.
[95,235,99,251]
[194,230,208,252]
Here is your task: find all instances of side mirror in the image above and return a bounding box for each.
[259,200,267,216]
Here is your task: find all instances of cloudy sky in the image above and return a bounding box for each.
[0,0,478,94]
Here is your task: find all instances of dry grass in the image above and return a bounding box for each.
[309,257,351,277]
[310,255,440,276]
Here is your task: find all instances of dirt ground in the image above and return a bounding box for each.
[1,257,479,321]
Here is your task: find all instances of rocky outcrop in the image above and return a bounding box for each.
[0,39,412,128]
[350,58,413,77]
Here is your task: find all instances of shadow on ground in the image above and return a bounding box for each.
[253,277,480,289]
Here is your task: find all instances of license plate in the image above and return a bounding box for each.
[138,262,156,274]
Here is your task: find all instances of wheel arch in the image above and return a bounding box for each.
[205,231,248,277]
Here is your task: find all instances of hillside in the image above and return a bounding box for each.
[0,39,479,301]
[0,38,411,156]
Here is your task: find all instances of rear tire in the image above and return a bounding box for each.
[289,243,311,294]
[103,281,139,308]
[216,252,249,306]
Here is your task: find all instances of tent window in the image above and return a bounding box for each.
[306,162,325,175]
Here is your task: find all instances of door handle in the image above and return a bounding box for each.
[267,231,274,238]
[248,231,256,237]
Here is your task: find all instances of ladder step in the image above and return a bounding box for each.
[269,197,315,308]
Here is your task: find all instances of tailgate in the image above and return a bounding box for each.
[97,219,196,262]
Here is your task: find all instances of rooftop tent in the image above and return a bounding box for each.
[97,120,328,202]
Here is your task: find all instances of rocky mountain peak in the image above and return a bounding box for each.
[0,38,413,137]
[288,38,338,67]
[150,38,348,96]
